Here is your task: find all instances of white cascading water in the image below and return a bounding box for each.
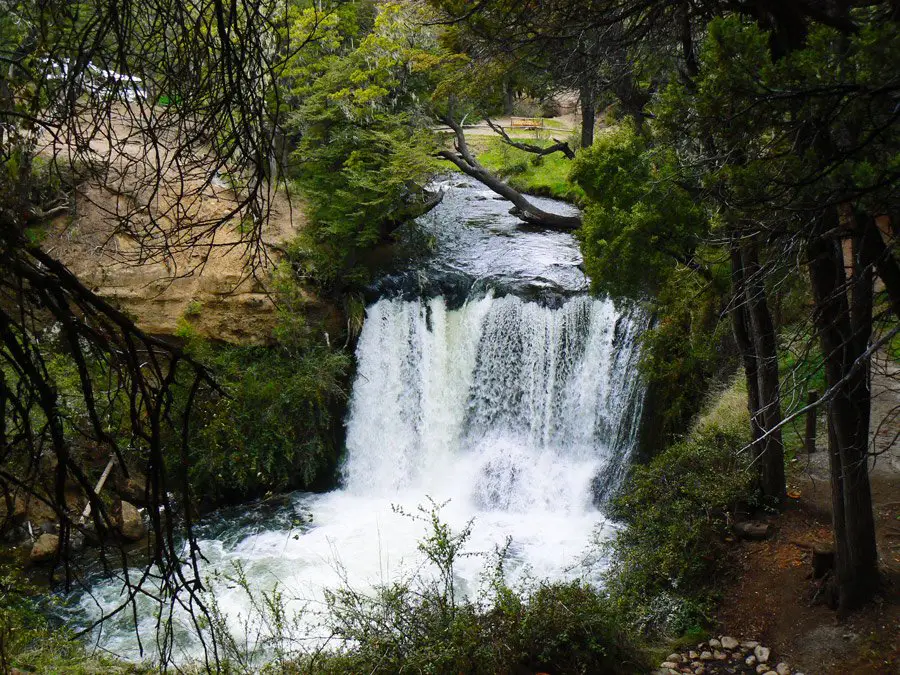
[344,293,643,516]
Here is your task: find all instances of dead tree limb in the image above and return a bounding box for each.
[437,116,582,231]
[485,118,576,160]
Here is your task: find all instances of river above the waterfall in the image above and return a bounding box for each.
[67,179,645,663]
[371,176,586,301]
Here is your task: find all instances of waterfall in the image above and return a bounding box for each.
[71,291,645,661]
[69,179,647,661]
[343,293,644,510]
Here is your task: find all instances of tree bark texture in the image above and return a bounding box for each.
[741,241,786,502]
[438,116,582,231]
[579,83,595,149]
[807,208,879,613]
[730,245,764,452]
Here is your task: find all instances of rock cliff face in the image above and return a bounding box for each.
[47,184,306,344]
[39,107,330,345]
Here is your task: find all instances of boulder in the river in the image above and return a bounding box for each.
[116,472,148,506]
[118,501,146,541]
[30,533,59,562]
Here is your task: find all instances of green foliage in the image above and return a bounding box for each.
[778,327,827,456]
[571,124,709,300]
[568,122,735,449]
[184,299,203,317]
[168,264,352,505]
[657,14,900,231]
[639,270,733,444]
[605,378,758,637]
[284,1,453,287]
[889,325,900,363]
[184,340,349,505]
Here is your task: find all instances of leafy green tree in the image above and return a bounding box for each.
[571,124,709,299]
[283,1,456,286]
[655,9,900,610]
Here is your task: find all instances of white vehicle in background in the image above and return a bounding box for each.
[39,57,146,103]
[86,65,147,102]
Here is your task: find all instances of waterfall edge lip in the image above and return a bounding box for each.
[366,272,589,310]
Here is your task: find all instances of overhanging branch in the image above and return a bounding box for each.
[437,116,582,231]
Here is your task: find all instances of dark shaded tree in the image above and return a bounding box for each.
[0,0,326,664]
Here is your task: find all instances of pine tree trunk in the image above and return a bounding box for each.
[504,80,514,116]
[859,214,900,318]
[741,242,786,502]
[807,210,879,613]
[730,245,764,453]
[579,84,595,149]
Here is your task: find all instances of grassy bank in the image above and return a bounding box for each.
[605,375,758,638]
[469,135,585,203]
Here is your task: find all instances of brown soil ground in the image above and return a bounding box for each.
[715,354,900,674]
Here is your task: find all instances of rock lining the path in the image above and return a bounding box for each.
[652,637,803,675]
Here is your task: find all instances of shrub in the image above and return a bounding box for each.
[310,502,647,674]
[176,265,352,506]
[605,376,758,637]
[185,299,203,317]
[203,502,647,674]
[637,267,735,448]
[185,343,350,505]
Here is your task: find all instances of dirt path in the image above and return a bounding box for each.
[714,354,900,674]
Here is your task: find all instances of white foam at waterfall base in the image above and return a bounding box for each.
[75,292,644,663]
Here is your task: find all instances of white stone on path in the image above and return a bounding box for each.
[721,636,739,650]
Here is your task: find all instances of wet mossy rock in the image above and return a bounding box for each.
[30,533,59,563]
